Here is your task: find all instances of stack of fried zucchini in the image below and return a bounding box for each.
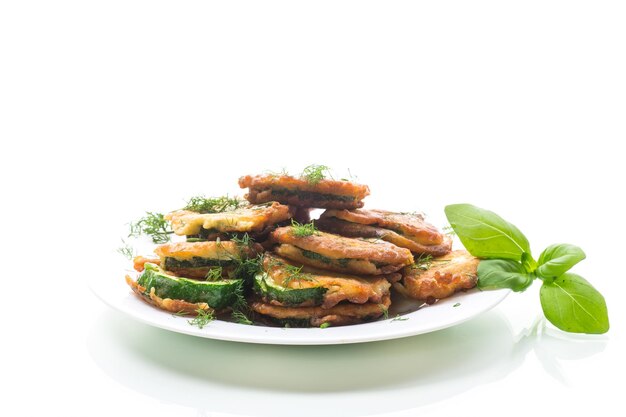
[126,168,479,327]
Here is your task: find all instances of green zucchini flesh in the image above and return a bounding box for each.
[137,263,242,309]
[253,272,326,307]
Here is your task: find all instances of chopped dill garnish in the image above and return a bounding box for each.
[205,267,223,281]
[233,254,263,281]
[291,219,319,237]
[231,310,253,325]
[187,308,215,329]
[453,303,461,307]
[413,254,433,271]
[117,239,135,259]
[400,211,424,218]
[129,212,173,244]
[266,167,290,177]
[183,195,243,214]
[319,322,330,329]
[282,264,315,287]
[171,310,188,317]
[391,314,409,322]
[230,233,252,248]
[300,164,331,184]
[380,305,389,320]
[231,282,249,312]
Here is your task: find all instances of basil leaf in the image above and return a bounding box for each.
[444,204,531,261]
[477,259,534,292]
[536,243,586,279]
[540,273,609,334]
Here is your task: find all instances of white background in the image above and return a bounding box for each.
[1,1,625,416]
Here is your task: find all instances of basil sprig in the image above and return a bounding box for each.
[445,204,609,334]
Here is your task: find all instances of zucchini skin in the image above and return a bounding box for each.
[137,263,242,309]
[163,257,236,269]
[253,272,326,307]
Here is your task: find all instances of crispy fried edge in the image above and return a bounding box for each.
[250,294,391,327]
[270,226,414,265]
[316,217,452,256]
[154,240,259,260]
[263,254,391,308]
[165,202,294,236]
[395,251,479,301]
[238,174,370,197]
[274,243,406,275]
[322,208,444,245]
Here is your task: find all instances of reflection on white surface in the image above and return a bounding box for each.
[87,308,605,417]
[511,317,608,386]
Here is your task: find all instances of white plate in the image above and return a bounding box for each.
[90,257,510,345]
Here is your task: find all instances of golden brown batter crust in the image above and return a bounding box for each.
[165,202,294,236]
[238,174,370,209]
[316,217,452,257]
[262,254,391,308]
[396,250,478,301]
[250,294,391,327]
[274,244,407,275]
[154,241,258,261]
[321,208,444,244]
[271,226,414,266]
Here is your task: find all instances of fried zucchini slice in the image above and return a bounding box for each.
[395,250,479,302]
[238,174,370,209]
[318,209,452,256]
[271,226,413,275]
[250,295,391,327]
[254,254,391,308]
[127,263,243,311]
[154,241,260,279]
[165,202,294,236]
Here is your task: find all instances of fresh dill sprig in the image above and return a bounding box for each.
[291,219,319,237]
[230,233,252,248]
[300,164,331,184]
[229,282,254,325]
[231,310,253,325]
[129,212,173,244]
[391,314,409,322]
[205,267,223,281]
[231,281,248,310]
[171,310,188,317]
[117,239,135,259]
[183,195,243,214]
[233,254,263,281]
[265,167,290,177]
[413,254,434,271]
[380,305,390,320]
[282,264,315,288]
[453,303,461,307]
[187,308,215,329]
